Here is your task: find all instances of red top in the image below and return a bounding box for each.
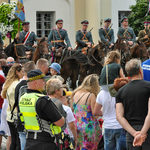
[0,75,5,109]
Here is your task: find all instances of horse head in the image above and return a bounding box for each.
[37,37,49,55]
[33,37,50,63]
[115,36,130,53]
[131,42,148,62]
[88,43,105,66]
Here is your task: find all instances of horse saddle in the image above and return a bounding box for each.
[55,47,63,57]
[14,44,27,58]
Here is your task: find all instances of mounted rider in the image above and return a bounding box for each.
[48,19,72,50]
[138,21,150,47]
[99,18,114,49]
[76,20,94,53]
[117,16,136,46]
[15,21,38,57]
[48,19,72,62]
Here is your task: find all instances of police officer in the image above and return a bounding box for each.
[99,18,114,48]
[117,16,136,46]
[0,32,3,49]
[76,20,94,50]
[138,21,150,42]
[16,21,37,52]
[19,69,65,150]
[48,19,72,51]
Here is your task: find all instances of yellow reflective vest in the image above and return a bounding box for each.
[19,92,61,135]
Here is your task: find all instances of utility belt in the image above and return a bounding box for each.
[51,40,64,43]
[82,39,88,42]
[19,112,61,138]
[26,131,55,143]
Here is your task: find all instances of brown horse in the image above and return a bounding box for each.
[0,44,7,59]
[33,38,50,63]
[61,43,104,89]
[130,41,148,62]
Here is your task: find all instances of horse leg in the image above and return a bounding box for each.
[70,69,78,89]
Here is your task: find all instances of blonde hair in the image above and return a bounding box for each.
[72,74,100,97]
[104,50,121,66]
[1,63,22,99]
[46,78,62,95]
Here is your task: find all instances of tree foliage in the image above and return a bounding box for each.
[128,0,150,36]
[0,2,22,39]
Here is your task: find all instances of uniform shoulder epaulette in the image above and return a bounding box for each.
[62,28,67,31]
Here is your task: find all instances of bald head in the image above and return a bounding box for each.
[6,57,15,66]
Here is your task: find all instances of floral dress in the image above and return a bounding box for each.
[73,93,102,150]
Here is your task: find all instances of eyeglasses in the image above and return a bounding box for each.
[7,61,15,65]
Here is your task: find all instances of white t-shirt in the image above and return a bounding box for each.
[96,89,122,129]
[63,105,75,138]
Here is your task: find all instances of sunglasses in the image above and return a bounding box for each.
[7,61,15,65]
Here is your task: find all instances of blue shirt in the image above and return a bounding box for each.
[142,59,150,81]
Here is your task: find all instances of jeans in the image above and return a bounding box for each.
[126,125,150,150]
[19,132,26,150]
[104,128,127,150]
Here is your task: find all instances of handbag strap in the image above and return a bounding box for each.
[106,65,109,85]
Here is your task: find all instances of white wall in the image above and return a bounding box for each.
[24,0,75,47]
[111,0,136,41]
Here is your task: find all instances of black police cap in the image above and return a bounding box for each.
[27,69,45,82]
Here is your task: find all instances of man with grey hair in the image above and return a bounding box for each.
[116,59,150,150]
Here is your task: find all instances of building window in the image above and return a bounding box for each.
[36,11,55,37]
[118,11,131,27]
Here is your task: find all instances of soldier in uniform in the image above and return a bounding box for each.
[76,20,94,51]
[16,21,37,52]
[99,18,114,48]
[138,21,150,42]
[117,16,136,46]
[48,19,72,51]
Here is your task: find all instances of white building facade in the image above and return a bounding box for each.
[23,0,75,46]
[111,0,136,40]
[3,0,137,46]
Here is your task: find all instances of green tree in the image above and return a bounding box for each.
[128,0,150,36]
[0,2,22,39]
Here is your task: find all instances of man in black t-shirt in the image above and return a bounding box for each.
[116,59,150,150]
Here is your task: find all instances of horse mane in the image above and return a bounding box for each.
[33,37,46,63]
